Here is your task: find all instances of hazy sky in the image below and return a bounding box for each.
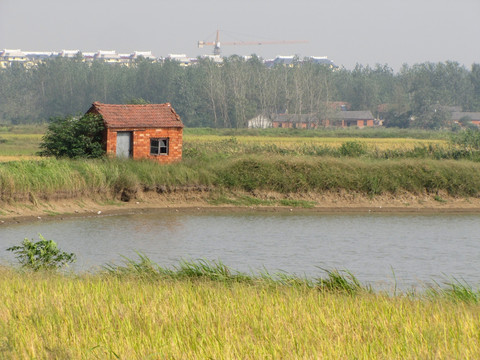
[1,0,479,70]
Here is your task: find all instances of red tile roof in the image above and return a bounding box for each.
[87,102,184,129]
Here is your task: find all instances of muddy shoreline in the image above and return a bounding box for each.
[2,190,480,225]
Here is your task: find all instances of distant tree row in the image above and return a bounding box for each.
[1,56,480,129]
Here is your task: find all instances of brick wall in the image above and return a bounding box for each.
[105,127,183,163]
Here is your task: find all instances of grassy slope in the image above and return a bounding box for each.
[2,126,480,203]
[2,156,480,202]
[0,267,479,359]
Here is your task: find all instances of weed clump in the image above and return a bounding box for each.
[7,234,76,271]
[316,269,371,295]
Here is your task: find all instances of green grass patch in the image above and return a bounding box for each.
[2,156,480,203]
[42,210,61,216]
[96,199,125,206]
[184,127,450,140]
[278,199,316,208]
[434,195,447,203]
[208,194,274,206]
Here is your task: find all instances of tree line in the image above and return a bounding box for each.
[1,56,480,129]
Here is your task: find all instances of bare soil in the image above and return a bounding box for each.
[1,189,480,225]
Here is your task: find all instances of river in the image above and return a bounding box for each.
[1,210,479,289]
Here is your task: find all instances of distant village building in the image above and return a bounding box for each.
[247,115,272,129]
[0,49,338,69]
[451,112,480,127]
[271,110,375,129]
[0,48,158,68]
[305,56,338,68]
[334,110,375,128]
[0,49,28,68]
[272,114,320,129]
[165,54,192,66]
[86,102,184,163]
[59,49,81,58]
[265,55,337,68]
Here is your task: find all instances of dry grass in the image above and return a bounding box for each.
[0,267,478,359]
[186,134,446,151]
[0,127,447,161]
[0,133,43,158]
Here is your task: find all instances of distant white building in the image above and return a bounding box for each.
[59,49,81,58]
[94,50,120,62]
[199,54,223,64]
[165,54,191,66]
[130,51,156,60]
[248,115,272,129]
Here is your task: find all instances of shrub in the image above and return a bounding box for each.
[7,235,76,271]
[39,114,105,158]
[451,129,480,150]
[339,141,367,157]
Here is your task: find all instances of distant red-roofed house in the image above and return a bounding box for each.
[86,102,184,163]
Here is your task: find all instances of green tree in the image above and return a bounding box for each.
[39,113,105,158]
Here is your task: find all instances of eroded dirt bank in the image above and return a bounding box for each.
[1,189,480,225]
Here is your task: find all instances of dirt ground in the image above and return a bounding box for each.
[2,189,480,225]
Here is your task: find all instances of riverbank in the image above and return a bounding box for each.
[2,153,480,224]
[2,189,480,225]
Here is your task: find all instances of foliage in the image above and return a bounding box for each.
[383,109,412,128]
[38,113,105,158]
[339,140,367,156]
[427,278,480,303]
[6,235,76,271]
[451,128,480,150]
[105,256,252,283]
[316,269,371,295]
[1,57,480,130]
[126,98,150,105]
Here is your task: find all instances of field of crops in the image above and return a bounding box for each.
[2,126,480,359]
[0,126,450,158]
[0,125,44,160]
[185,134,447,151]
[1,261,479,359]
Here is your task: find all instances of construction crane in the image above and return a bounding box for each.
[198,30,308,56]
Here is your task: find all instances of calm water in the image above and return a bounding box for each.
[1,210,480,289]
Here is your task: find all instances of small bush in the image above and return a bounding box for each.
[339,141,367,157]
[451,129,480,150]
[7,235,76,271]
[39,114,105,159]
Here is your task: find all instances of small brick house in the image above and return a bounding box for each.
[86,102,183,163]
[335,111,375,128]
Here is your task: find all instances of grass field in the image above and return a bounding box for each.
[185,134,447,150]
[0,125,451,160]
[1,260,479,359]
[1,126,480,201]
[2,126,480,358]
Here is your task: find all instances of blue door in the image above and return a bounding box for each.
[116,132,132,158]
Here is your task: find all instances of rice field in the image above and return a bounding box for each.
[0,264,479,359]
[0,126,450,161]
[185,134,447,151]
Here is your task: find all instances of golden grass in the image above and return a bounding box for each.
[0,155,42,162]
[0,268,479,359]
[0,133,43,158]
[185,134,447,151]
[0,128,448,160]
